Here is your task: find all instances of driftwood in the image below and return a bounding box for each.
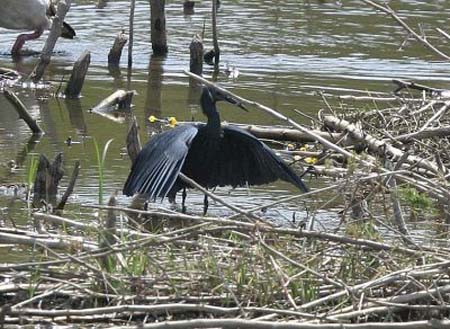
[64,50,91,98]
[3,89,43,135]
[150,0,168,55]
[30,0,72,82]
[108,30,128,66]
[91,89,135,122]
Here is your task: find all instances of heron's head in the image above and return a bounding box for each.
[201,86,247,111]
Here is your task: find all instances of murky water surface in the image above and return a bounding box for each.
[1,0,450,232]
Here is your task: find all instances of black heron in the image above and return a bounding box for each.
[123,86,308,214]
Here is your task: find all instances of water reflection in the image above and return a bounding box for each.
[65,99,88,134]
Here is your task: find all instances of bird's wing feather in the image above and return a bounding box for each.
[123,125,199,200]
[210,126,308,192]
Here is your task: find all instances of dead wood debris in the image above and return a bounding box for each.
[2,76,450,327]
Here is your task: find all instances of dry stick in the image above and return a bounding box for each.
[56,160,80,211]
[361,0,450,60]
[392,126,450,142]
[436,28,450,42]
[0,231,97,251]
[3,89,43,135]
[176,120,343,143]
[417,100,450,132]
[83,203,428,257]
[64,50,91,98]
[33,212,95,230]
[107,319,450,329]
[329,284,450,320]
[322,115,441,174]
[300,260,450,311]
[212,0,220,71]
[385,154,410,240]
[128,0,135,70]
[30,0,72,82]
[108,30,128,65]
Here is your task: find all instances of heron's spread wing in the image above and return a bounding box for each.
[211,126,308,192]
[123,125,199,200]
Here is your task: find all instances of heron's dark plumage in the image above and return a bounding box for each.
[123,86,308,207]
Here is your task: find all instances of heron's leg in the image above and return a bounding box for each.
[12,28,44,56]
[181,187,187,213]
[203,193,209,216]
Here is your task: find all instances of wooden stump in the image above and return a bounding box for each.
[150,0,168,55]
[183,0,195,15]
[108,31,128,66]
[33,153,64,208]
[127,116,141,163]
[64,50,91,98]
[189,34,203,75]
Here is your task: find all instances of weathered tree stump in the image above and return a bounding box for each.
[108,31,128,66]
[150,0,168,55]
[33,153,64,208]
[183,0,195,15]
[189,34,203,75]
[127,116,141,163]
[64,50,91,98]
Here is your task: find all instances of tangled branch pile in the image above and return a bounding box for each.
[1,78,450,328]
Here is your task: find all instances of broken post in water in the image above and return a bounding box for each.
[150,0,168,55]
[108,30,128,66]
[189,34,203,75]
[64,50,91,98]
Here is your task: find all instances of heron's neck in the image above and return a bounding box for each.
[202,98,222,138]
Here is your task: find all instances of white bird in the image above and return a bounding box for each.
[0,0,75,56]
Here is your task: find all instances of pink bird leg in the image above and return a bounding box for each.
[11,28,44,56]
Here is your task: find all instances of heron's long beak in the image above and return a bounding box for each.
[224,94,248,112]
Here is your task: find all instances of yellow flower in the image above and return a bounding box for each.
[148,115,157,123]
[168,117,177,127]
[300,145,308,152]
[304,157,318,164]
[287,143,295,151]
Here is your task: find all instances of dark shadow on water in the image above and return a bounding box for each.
[64,98,88,135]
[144,54,165,136]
